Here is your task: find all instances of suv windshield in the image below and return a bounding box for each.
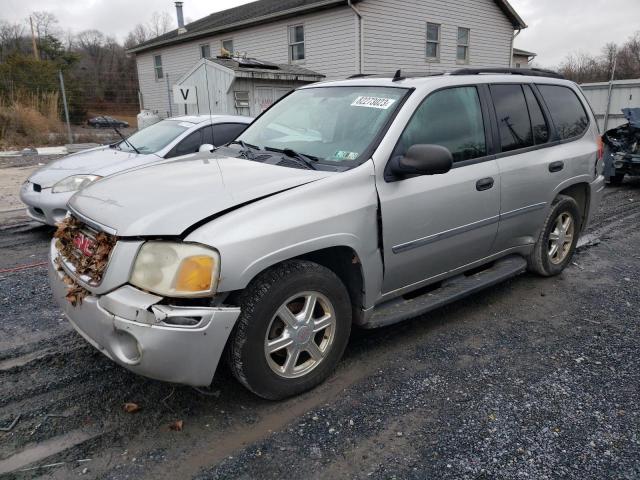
[119,120,191,154]
[237,86,408,164]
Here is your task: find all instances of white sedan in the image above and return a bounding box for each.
[20,114,252,226]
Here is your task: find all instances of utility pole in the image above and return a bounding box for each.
[29,16,39,60]
[58,70,73,144]
[603,51,617,132]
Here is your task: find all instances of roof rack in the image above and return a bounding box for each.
[449,67,564,79]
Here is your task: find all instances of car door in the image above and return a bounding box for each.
[490,83,590,252]
[376,85,501,295]
[488,83,552,252]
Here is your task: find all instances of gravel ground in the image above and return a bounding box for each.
[0,177,638,479]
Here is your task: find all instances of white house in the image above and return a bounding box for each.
[128,0,527,118]
[512,47,536,68]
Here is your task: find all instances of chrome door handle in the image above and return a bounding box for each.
[476,177,494,191]
[549,161,564,172]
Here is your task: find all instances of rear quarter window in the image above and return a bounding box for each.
[537,85,589,140]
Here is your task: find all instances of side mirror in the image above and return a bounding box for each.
[198,144,214,153]
[388,144,453,179]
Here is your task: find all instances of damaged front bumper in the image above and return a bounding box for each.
[49,250,240,387]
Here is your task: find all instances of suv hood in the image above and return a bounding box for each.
[69,153,332,236]
[28,146,161,188]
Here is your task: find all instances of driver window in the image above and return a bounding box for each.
[394,86,486,163]
[168,129,204,158]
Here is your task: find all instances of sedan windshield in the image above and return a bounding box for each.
[237,86,408,164]
[119,120,191,154]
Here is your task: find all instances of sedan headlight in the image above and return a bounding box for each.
[130,242,220,297]
[52,174,101,193]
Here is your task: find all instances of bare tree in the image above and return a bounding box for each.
[0,20,26,61]
[146,11,174,38]
[29,11,60,40]
[124,24,148,49]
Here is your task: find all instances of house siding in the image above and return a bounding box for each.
[136,7,357,117]
[358,0,514,75]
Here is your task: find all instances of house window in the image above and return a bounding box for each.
[426,22,440,60]
[154,55,163,80]
[288,25,305,62]
[222,39,234,55]
[200,44,211,58]
[457,27,470,63]
[234,91,250,108]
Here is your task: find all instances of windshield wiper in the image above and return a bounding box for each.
[276,147,319,170]
[102,116,140,154]
[228,140,260,160]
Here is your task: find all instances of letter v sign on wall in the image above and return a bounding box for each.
[172,84,198,114]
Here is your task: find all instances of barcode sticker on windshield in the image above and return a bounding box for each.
[351,96,396,109]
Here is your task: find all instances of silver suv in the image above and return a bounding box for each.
[49,69,605,400]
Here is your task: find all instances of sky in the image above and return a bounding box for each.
[2,0,639,67]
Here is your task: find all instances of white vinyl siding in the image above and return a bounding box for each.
[135,0,516,116]
[358,0,513,74]
[136,8,356,117]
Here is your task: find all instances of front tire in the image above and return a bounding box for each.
[226,260,352,400]
[527,195,581,277]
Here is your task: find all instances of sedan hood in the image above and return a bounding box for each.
[28,146,161,188]
[69,153,332,236]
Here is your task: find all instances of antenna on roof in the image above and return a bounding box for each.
[392,69,405,82]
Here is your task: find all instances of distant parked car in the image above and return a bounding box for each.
[87,116,129,128]
[20,115,253,225]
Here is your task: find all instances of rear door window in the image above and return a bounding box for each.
[523,85,549,144]
[394,86,486,163]
[167,129,203,158]
[537,84,589,140]
[213,123,248,146]
[490,84,533,152]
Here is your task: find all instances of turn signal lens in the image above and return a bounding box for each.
[130,242,219,297]
[175,256,214,292]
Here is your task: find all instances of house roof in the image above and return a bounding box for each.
[513,48,537,57]
[128,0,526,54]
[208,56,325,80]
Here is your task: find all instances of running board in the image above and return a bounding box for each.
[364,255,527,329]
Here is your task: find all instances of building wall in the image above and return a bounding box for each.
[358,0,514,75]
[136,7,358,117]
[136,0,517,117]
[512,54,530,68]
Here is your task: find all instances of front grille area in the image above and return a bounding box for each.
[32,183,42,192]
[54,215,117,285]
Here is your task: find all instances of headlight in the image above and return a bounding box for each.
[52,174,101,193]
[130,242,220,297]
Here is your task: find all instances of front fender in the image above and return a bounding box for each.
[185,162,383,309]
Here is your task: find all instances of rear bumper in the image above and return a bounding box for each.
[19,182,72,226]
[586,174,606,229]
[49,256,240,387]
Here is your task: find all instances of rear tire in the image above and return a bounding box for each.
[527,195,581,277]
[226,260,352,400]
[608,173,625,186]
